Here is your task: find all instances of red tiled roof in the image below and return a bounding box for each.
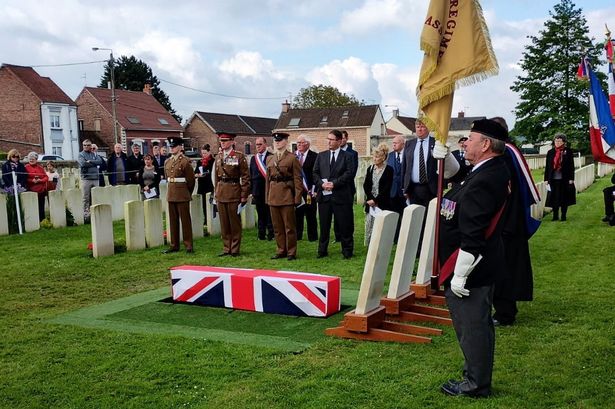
[3,64,75,105]
[83,87,182,131]
[274,105,379,129]
[386,128,402,135]
[397,116,416,131]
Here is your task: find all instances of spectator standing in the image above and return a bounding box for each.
[363,143,393,245]
[138,154,161,199]
[107,143,128,186]
[544,133,576,221]
[126,143,144,184]
[601,173,615,224]
[24,152,49,221]
[2,149,27,189]
[78,139,103,220]
[294,134,318,242]
[249,137,274,240]
[196,144,214,225]
[91,144,107,187]
[152,143,167,171]
[402,120,438,207]
[45,161,60,191]
[386,135,406,242]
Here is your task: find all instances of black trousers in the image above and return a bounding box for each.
[318,200,354,257]
[295,201,318,241]
[604,185,615,216]
[254,197,273,239]
[446,285,495,392]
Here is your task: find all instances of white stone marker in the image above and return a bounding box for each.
[354,210,399,315]
[125,184,141,203]
[110,186,124,221]
[60,177,72,191]
[205,192,220,235]
[19,192,40,232]
[91,186,110,207]
[0,194,8,236]
[191,194,204,239]
[415,198,438,286]
[159,183,168,215]
[48,190,67,228]
[91,204,114,257]
[387,204,426,299]
[240,202,255,229]
[64,188,85,225]
[144,198,164,248]
[124,200,146,251]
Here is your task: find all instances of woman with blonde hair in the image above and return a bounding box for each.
[2,148,27,189]
[363,143,394,245]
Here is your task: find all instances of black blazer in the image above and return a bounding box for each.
[313,149,354,204]
[298,150,318,197]
[401,136,438,196]
[363,165,393,213]
[544,147,575,183]
[250,151,272,198]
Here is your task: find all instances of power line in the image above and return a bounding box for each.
[30,60,108,68]
[159,78,287,100]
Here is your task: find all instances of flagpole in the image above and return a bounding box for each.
[431,158,445,290]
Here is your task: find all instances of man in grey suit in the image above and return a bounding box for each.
[313,129,355,259]
[401,120,438,207]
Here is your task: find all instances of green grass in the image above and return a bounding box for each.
[1,177,615,408]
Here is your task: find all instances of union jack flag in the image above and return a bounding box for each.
[170,266,341,317]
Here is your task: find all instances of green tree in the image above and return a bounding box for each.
[510,0,603,152]
[292,84,363,108]
[99,55,181,123]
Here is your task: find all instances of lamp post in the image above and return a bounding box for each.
[92,47,118,144]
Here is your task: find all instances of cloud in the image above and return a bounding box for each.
[218,51,288,82]
[340,0,427,35]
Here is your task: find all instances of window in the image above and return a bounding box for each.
[244,142,251,155]
[52,146,62,156]
[291,143,298,152]
[127,116,141,124]
[158,118,169,125]
[94,119,101,131]
[78,120,84,131]
[342,110,349,118]
[288,118,300,128]
[50,113,61,128]
[320,116,328,124]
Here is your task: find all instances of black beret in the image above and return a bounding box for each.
[167,136,184,148]
[272,132,290,141]
[470,119,508,141]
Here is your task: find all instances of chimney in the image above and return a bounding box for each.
[143,83,152,95]
[458,111,465,118]
[281,100,290,113]
[392,108,399,118]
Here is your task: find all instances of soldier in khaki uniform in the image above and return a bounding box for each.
[214,132,250,256]
[266,132,303,260]
[163,136,196,253]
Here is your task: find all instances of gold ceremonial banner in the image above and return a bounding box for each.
[418,0,498,143]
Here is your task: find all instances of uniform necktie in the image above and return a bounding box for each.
[419,139,427,184]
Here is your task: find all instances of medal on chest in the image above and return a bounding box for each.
[440,198,457,220]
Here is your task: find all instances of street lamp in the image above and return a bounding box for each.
[92,47,118,144]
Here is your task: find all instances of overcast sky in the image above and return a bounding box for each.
[2,0,614,128]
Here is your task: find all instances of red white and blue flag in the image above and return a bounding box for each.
[605,38,615,117]
[505,143,541,237]
[170,266,341,317]
[580,58,615,164]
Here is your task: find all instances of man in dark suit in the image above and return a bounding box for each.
[333,130,359,241]
[438,119,511,398]
[313,129,355,259]
[152,143,167,173]
[250,137,274,240]
[126,143,144,184]
[401,120,437,207]
[387,135,406,242]
[451,136,472,184]
[294,134,318,241]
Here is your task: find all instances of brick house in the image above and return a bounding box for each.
[273,103,386,156]
[0,64,79,159]
[183,111,277,154]
[75,84,182,155]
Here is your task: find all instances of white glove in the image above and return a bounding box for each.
[432,140,449,159]
[450,249,483,298]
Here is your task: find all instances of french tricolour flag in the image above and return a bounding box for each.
[584,58,615,164]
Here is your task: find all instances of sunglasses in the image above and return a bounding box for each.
[83,144,92,147]
[11,155,20,158]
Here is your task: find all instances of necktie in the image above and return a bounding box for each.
[330,151,336,167]
[396,152,401,165]
[299,152,304,165]
[460,151,465,160]
[419,140,427,184]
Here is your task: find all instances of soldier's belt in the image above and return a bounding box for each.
[270,176,292,182]
[220,177,240,183]
[168,177,187,183]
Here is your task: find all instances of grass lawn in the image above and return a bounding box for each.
[1,175,615,408]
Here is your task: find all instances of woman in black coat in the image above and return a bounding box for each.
[363,143,393,245]
[544,133,575,221]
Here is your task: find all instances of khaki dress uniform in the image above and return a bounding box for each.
[164,153,196,251]
[265,150,303,258]
[214,149,250,255]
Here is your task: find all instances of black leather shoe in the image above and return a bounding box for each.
[186,248,194,254]
[287,255,296,260]
[230,253,239,257]
[271,254,287,259]
[162,248,179,254]
[493,318,514,327]
[343,254,353,259]
[440,380,491,398]
[218,252,230,257]
[317,253,328,259]
[602,215,611,222]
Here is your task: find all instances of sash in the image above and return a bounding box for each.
[255,153,267,179]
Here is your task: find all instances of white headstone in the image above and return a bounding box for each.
[110,186,124,221]
[415,198,438,286]
[48,190,67,228]
[124,200,146,251]
[19,192,40,232]
[0,194,8,236]
[205,192,220,235]
[124,184,141,203]
[91,186,111,207]
[60,177,72,191]
[387,205,426,299]
[159,183,168,214]
[64,188,85,225]
[355,210,398,315]
[144,198,164,248]
[191,194,204,239]
[241,202,255,229]
[91,204,114,257]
